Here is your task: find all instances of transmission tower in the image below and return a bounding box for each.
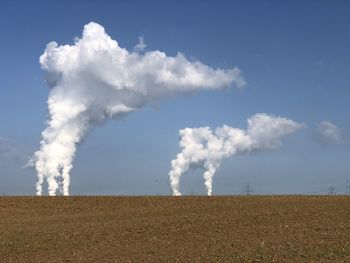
[328,186,336,195]
[346,180,350,195]
[245,182,254,196]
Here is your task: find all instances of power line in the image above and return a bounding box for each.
[229,179,350,196]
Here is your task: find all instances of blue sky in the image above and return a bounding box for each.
[0,0,349,195]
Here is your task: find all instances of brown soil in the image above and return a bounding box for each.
[0,196,349,262]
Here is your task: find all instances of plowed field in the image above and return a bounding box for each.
[1,196,349,262]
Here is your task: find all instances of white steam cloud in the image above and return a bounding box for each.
[134,36,146,52]
[169,114,302,196]
[33,22,245,196]
[315,121,346,144]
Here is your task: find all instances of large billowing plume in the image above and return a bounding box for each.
[33,22,245,196]
[169,114,302,196]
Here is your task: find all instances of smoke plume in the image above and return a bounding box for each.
[169,114,302,196]
[33,22,245,196]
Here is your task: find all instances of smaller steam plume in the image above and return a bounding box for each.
[169,113,302,196]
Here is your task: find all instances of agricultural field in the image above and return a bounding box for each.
[1,196,349,262]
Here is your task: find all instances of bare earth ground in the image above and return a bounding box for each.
[0,196,349,262]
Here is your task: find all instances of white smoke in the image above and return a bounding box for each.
[134,36,146,52]
[315,121,345,144]
[33,22,245,196]
[169,113,302,196]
